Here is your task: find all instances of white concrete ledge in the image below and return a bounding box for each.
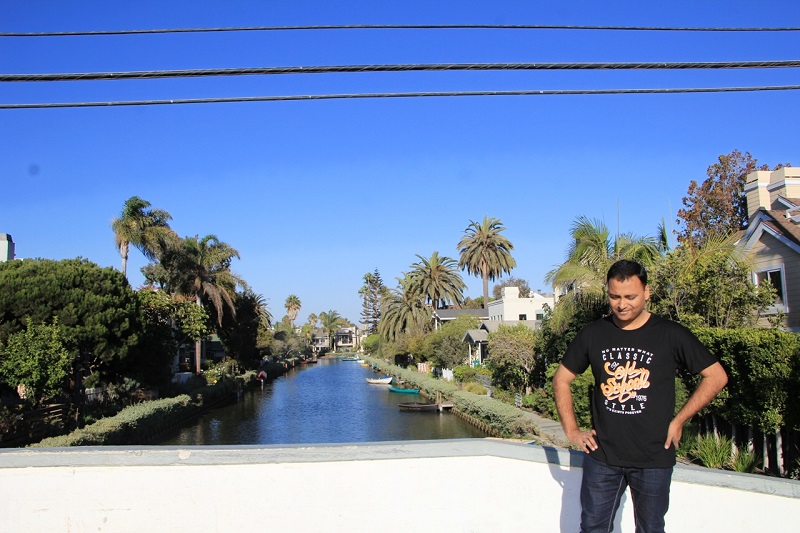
[1,439,798,532]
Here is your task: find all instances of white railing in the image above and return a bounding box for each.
[0,439,798,532]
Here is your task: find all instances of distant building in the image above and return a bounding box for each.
[0,234,14,262]
[486,286,555,323]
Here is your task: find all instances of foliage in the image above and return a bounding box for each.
[361,334,382,355]
[0,258,140,374]
[453,364,490,383]
[284,295,302,326]
[31,395,194,447]
[676,150,784,247]
[492,276,531,299]
[422,315,478,369]
[379,273,430,342]
[691,434,734,469]
[675,423,699,458]
[319,309,347,351]
[457,216,517,306]
[731,448,758,473]
[452,390,538,439]
[536,363,595,429]
[487,324,537,393]
[217,290,271,368]
[111,195,175,278]
[463,381,487,395]
[359,269,386,335]
[0,320,72,406]
[649,239,774,328]
[544,215,663,332]
[408,251,466,309]
[532,304,594,387]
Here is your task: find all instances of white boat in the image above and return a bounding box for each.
[366,376,393,384]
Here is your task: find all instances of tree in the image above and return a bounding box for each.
[159,234,244,373]
[379,274,430,342]
[545,216,663,332]
[408,252,466,310]
[458,216,516,307]
[111,196,175,278]
[284,295,302,327]
[218,290,272,368]
[0,320,72,406]
[0,258,139,376]
[493,276,532,300]
[422,315,479,369]
[487,324,537,394]
[359,269,386,334]
[649,237,774,328]
[319,310,347,352]
[676,150,784,247]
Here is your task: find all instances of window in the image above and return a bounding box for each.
[756,268,785,306]
[518,314,527,321]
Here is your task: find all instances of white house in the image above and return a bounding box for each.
[486,286,555,322]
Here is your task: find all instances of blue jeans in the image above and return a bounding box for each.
[580,455,673,533]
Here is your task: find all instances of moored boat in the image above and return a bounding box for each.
[398,402,438,412]
[365,376,393,384]
[388,386,420,394]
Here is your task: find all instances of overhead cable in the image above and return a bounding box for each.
[2,24,800,37]
[5,60,800,83]
[3,84,800,109]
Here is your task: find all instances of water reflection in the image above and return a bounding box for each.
[159,358,487,445]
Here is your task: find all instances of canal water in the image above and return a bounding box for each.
[159,357,487,445]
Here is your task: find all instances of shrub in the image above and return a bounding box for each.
[691,434,733,469]
[675,424,699,458]
[731,448,757,473]
[463,382,486,395]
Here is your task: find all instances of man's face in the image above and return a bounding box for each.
[607,275,650,327]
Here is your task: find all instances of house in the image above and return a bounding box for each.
[486,286,555,323]
[0,233,15,262]
[311,325,367,353]
[739,166,800,331]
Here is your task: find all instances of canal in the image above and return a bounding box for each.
[159,357,488,445]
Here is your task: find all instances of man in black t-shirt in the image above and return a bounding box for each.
[553,260,727,533]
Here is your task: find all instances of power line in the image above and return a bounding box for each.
[3,84,799,110]
[2,24,800,37]
[5,60,800,83]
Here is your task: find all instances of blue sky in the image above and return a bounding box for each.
[2,1,799,325]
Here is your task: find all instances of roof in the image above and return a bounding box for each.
[479,320,539,333]
[432,308,488,321]
[462,329,489,343]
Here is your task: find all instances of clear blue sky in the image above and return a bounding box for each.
[2,1,799,326]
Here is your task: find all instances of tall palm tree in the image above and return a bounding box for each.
[319,309,346,352]
[162,234,244,373]
[457,216,517,308]
[284,295,302,327]
[545,215,662,331]
[408,252,466,310]
[111,196,175,278]
[378,274,430,342]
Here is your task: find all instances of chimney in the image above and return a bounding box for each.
[744,171,771,219]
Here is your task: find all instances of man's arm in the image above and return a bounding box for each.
[664,361,728,449]
[553,364,597,453]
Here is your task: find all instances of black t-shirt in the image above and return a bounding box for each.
[561,314,717,468]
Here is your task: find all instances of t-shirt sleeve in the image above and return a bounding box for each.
[561,326,591,375]
[674,324,718,374]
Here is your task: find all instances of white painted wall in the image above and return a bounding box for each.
[0,440,797,532]
[487,286,555,321]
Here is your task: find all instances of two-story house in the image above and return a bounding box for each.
[739,166,800,331]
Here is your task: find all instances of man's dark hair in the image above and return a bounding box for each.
[606,259,648,286]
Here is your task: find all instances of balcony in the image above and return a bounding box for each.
[0,439,798,531]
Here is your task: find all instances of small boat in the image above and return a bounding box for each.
[366,376,393,384]
[341,355,359,361]
[388,386,420,394]
[399,402,438,412]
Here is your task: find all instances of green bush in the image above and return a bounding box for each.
[691,434,733,469]
[675,424,699,458]
[31,395,194,447]
[463,381,486,395]
[731,447,757,473]
[535,363,594,429]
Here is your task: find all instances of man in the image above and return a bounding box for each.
[553,259,727,533]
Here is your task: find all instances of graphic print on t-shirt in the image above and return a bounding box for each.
[599,347,653,415]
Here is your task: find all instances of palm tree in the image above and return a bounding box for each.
[408,252,466,310]
[544,216,662,331]
[111,196,175,278]
[284,295,302,327]
[162,234,244,373]
[379,274,430,342]
[457,216,517,308]
[319,310,346,352]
